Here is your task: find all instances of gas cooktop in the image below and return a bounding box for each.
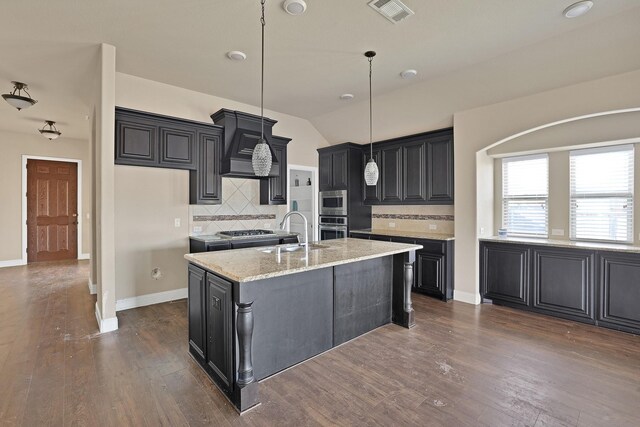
[218,229,275,238]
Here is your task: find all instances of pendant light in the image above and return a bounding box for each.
[2,81,38,111]
[251,0,273,177]
[39,121,62,140]
[364,51,379,186]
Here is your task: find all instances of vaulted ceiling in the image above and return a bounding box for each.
[1,0,640,141]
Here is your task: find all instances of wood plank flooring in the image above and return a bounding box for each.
[1,260,639,426]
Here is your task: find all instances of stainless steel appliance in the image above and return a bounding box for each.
[218,229,275,238]
[319,190,348,216]
[318,215,348,240]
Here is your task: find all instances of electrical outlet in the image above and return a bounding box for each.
[86,212,91,219]
[389,222,396,228]
[264,223,272,228]
[193,226,202,233]
[429,224,437,230]
[552,229,565,236]
[480,227,485,235]
[174,218,181,228]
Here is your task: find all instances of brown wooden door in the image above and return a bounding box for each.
[27,160,78,262]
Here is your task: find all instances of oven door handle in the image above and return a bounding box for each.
[319,225,347,230]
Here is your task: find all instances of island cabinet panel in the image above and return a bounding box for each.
[333,257,393,346]
[206,274,233,392]
[532,248,594,322]
[188,264,207,362]
[427,135,454,203]
[189,130,223,205]
[481,242,530,306]
[598,252,640,333]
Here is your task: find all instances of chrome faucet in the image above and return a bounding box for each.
[280,211,309,247]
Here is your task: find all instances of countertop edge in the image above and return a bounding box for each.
[479,236,640,254]
[350,229,454,241]
[184,244,423,283]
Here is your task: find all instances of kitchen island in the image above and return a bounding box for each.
[184,237,422,413]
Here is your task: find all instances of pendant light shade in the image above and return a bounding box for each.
[2,81,37,111]
[39,121,61,140]
[251,0,273,177]
[364,51,379,186]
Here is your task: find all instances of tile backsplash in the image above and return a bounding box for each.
[371,205,454,234]
[189,178,287,235]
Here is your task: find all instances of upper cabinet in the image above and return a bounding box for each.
[362,128,454,205]
[260,136,291,205]
[189,129,223,205]
[318,149,349,191]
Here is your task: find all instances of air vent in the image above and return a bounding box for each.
[368,0,414,24]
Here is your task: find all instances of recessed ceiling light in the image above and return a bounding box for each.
[283,0,307,15]
[563,1,593,18]
[400,69,417,79]
[226,51,247,61]
[340,93,354,100]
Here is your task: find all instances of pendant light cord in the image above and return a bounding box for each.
[368,55,373,159]
[260,0,266,142]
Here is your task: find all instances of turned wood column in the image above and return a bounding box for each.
[236,302,255,386]
[392,250,416,328]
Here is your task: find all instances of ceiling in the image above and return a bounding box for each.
[1,0,640,141]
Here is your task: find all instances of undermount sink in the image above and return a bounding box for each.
[259,243,330,254]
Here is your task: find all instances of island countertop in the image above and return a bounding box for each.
[184,237,423,282]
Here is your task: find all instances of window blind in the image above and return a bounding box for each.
[570,145,634,243]
[502,154,549,236]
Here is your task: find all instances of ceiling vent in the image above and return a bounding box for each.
[368,0,414,24]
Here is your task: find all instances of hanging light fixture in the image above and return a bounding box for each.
[364,51,379,186]
[2,81,38,111]
[251,0,273,177]
[39,121,62,140]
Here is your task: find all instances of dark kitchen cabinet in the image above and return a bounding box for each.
[158,125,197,170]
[416,252,447,299]
[188,264,207,362]
[115,115,158,167]
[189,238,230,253]
[206,273,233,392]
[480,240,640,335]
[598,251,640,334]
[189,129,223,205]
[260,136,291,205]
[361,128,454,205]
[480,242,530,306]
[427,135,454,203]
[532,247,594,322]
[381,145,403,203]
[319,149,348,191]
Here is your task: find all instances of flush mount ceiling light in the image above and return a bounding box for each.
[39,121,62,140]
[563,1,593,18]
[364,51,379,187]
[2,81,38,111]
[251,0,273,177]
[340,93,354,100]
[368,0,414,24]
[227,50,247,61]
[283,0,306,15]
[400,69,417,79]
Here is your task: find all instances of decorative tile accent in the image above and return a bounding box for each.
[193,214,276,222]
[372,214,454,221]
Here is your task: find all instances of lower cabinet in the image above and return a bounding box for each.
[480,240,640,334]
[187,265,234,394]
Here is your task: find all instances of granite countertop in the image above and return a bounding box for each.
[185,238,423,282]
[190,230,299,242]
[350,228,454,241]
[480,236,640,254]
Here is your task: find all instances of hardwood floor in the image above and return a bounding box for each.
[1,260,639,426]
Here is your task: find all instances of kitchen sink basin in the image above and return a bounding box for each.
[259,243,330,254]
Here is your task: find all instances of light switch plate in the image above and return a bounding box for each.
[174,218,181,228]
[429,224,437,230]
[551,229,565,236]
[264,223,272,228]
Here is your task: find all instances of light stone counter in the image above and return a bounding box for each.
[351,228,454,241]
[480,236,640,254]
[184,237,423,282]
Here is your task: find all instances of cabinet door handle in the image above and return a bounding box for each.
[212,296,221,310]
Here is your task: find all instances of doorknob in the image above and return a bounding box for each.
[72,214,78,217]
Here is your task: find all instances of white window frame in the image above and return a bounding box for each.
[502,154,549,238]
[570,145,634,244]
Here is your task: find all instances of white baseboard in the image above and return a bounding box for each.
[87,279,97,295]
[78,253,91,260]
[0,259,25,268]
[454,290,481,305]
[95,302,118,333]
[115,287,188,312]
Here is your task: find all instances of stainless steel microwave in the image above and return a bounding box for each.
[319,190,347,216]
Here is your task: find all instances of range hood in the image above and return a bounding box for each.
[211,109,280,178]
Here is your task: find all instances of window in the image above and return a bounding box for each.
[570,145,634,243]
[502,154,549,237]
